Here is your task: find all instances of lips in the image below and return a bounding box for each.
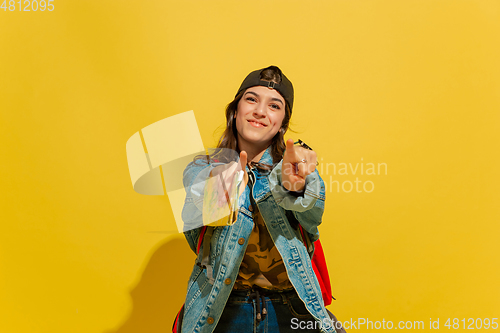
[247,119,267,127]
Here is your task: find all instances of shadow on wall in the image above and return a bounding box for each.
[107,234,196,333]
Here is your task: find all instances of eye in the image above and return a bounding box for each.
[245,96,257,102]
[270,103,281,110]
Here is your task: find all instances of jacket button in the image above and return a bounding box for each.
[249,205,254,212]
[224,278,232,285]
[207,317,214,325]
[238,237,245,245]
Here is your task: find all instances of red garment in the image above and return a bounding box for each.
[298,225,332,306]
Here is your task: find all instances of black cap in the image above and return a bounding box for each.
[235,66,294,111]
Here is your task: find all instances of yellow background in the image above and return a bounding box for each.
[1,1,499,332]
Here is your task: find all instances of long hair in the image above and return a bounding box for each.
[216,67,292,167]
[193,67,292,169]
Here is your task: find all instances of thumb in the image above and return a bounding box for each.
[239,151,247,171]
[284,139,295,158]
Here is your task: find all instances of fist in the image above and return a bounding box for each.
[282,139,317,192]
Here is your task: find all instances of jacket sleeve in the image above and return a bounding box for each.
[268,160,326,241]
[181,159,215,253]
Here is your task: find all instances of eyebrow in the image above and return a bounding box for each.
[244,91,284,105]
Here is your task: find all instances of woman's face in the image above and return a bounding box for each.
[235,85,286,150]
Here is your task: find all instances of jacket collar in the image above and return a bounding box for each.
[258,145,274,165]
[247,145,275,173]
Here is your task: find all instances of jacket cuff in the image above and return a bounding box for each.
[268,160,321,212]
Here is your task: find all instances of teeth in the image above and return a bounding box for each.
[249,120,265,127]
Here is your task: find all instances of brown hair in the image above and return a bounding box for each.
[216,67,292,166]
[194,67,292,169]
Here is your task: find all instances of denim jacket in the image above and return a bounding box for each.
[181,146,335,333]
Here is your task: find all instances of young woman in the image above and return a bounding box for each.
[179,66,338,333]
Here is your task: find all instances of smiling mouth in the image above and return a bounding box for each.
[247,120,267,127]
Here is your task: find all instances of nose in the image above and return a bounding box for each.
[253,102,267,118]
